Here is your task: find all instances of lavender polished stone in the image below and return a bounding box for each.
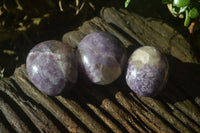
[77,31,127,85]
[126,46,169,97]
[26,40,77,96]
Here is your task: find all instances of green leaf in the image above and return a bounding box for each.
[184,10,190,26]
[189,7,199,19]
[172,5,187,14]
[179,6,188,13]
[174,0,190,8]
[125,0,131,8]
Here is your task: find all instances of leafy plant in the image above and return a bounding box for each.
[162,0,200,26]
[125,0,131,8]
[125,0,200,26]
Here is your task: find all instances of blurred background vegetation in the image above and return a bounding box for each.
[0,0,200,77]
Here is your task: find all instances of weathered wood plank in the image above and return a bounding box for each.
[13,66,87,133]
[0,120,10,133]
[56,96,110,133]
[0,96,31,133]
[0,78,61,133]
[100,7,198,63]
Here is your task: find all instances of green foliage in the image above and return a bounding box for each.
[162,0,200,26]
[184,10,190,26]
[124,0,200,26]
[173,0,190,8]
[189,7,199,18]
[125,0,131,8]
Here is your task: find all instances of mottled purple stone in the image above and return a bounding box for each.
[77,31,127,85]
[126,46,169,97]
[26,40,77,96]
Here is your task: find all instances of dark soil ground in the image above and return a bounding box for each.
[0,0,198,77]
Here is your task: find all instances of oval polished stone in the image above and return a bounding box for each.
[26,40,77,96]
[77,31,127,85]
[126,46,169,97]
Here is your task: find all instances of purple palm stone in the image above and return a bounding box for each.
[26,40,77,96]
[77,31,127,85]
[126,46,169,97]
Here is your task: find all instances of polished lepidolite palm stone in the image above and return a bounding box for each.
[26,40,77,96]
[77,31,127,85]
[126,46,169,97]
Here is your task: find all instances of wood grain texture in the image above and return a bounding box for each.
[0,7,200,133]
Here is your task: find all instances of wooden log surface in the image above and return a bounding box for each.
[0,7,200,133]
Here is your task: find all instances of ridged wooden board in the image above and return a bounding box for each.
[0,7,200,133]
